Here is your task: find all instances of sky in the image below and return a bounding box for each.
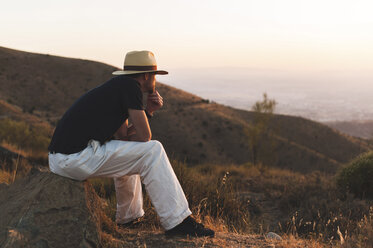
[1,0,373,73]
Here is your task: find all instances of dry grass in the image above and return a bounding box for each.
[1,141,29,158]
[1,141,48,163]
[0,117,50,166]
[0,168,12,184]
[274,234,326,248]
[90,161,253,234]
[0,152,33,185]
[88,159,372,247]
[340,206,373,248]
[0,118,50,152]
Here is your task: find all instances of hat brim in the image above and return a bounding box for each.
[112,70,168,75]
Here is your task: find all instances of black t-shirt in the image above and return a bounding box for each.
[48,75,144,154]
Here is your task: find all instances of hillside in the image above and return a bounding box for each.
[1,46,372,173]
[0,99,53,134]
[325,120,373,140]
[152,84,372,172]
[0,46,114,119]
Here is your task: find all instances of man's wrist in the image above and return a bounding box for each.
[145,110,153,119]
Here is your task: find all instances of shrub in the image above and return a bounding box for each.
[336,151,373,199]
[0,118,50,153]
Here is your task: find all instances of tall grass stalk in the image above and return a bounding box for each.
[12,153,20,183]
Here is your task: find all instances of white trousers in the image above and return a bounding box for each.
[48,140,192,230]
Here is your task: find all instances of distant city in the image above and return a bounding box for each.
[162,68,373,123]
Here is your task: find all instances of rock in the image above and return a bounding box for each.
[266,232,282,241]
[0,170,115,248]
[0,183,8,191]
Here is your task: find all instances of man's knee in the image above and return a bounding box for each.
[148,140,164,151]
[144,140,167,160]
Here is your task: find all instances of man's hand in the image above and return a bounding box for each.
[146,90,163,116]
[113,119,129,140]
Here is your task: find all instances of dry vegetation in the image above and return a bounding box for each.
[0,114,51,185]
[89,159,372,247]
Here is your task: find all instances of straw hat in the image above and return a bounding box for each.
[112,50,168,75]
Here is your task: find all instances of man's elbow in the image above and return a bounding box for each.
[138,132,152,142]
[139,136,151,142]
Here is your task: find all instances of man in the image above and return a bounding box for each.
[48,51,214,237]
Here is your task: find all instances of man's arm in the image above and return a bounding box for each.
[128,109,151,142]
[113,119,129,140]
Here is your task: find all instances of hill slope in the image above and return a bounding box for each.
[0,46,114,118]
[0,46,372,173]
[324,120,373,140]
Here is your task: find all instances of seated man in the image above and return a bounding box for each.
[48,50,214,237]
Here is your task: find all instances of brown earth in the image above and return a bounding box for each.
[0,169,316,248]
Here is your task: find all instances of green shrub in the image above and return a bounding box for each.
[0,118,50,152]
[336,151,373,199]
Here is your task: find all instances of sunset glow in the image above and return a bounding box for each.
[1,0,373,73]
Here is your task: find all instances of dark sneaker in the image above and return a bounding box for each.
[117,217,143,229]
[165,216,215,237]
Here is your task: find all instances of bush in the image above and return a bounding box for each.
[336,151,373,199]
[0,118,50,152]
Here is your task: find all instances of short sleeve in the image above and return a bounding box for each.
[124,81,144,110]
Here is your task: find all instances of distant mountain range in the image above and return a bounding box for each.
[1,46,372,173]
[325,120,373,139]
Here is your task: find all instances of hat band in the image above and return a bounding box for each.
[123,65,157,71]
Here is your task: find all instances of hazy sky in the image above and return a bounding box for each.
[1,0,373,73]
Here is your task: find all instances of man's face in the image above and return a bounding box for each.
[145,73,156,93]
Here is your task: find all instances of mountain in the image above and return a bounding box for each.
[324,120,373,140]
[1,46,372,173]
[0,46,114,119]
